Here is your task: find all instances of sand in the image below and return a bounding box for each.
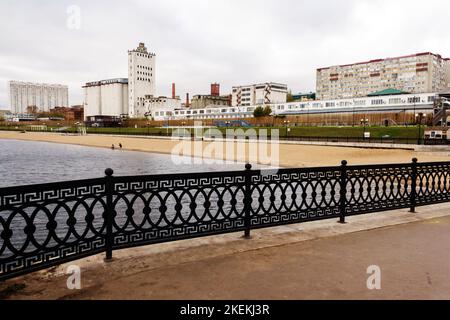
[0,131,449,167]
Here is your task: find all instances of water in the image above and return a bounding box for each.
[0,139,249,188]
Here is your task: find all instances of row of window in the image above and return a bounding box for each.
[154,107,255,117]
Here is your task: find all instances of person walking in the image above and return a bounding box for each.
[119,143,123,149]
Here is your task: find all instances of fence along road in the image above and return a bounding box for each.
[1,158,450,280]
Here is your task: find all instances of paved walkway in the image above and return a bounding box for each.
[2,204,450,299]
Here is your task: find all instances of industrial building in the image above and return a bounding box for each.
[83,78,129,119]
[232,82,287,106]
[128,42,156,117]
[8,81,68,114]
[316,52,450,100]
[84,42,155,119]
[152,91,437,122]
[190,83,231,109]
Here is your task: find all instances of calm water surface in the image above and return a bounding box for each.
[0,139,250,187]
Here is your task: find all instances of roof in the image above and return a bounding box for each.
[83,78,128,88]
[317,52,448,71]
[367,89,409,97]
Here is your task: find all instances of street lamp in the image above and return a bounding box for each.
[415,113,426,145]
[361,118,369,139]
[283,120,290,138]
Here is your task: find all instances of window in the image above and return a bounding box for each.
[371,99,384,105]
[407,97,421,104]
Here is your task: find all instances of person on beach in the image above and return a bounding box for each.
[111,144,115,150]
[119,143,122,149]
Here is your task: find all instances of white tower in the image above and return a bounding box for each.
[128,42,155,117]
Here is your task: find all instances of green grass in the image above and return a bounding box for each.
[0,125,424,139]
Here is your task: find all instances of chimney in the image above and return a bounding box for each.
[211,83,220,96]
[172,83,176,99]
[186,93,190,108]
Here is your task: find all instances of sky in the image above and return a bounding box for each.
[1,0,450,108]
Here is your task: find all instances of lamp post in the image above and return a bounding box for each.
[361,118,369,139]
[415,113,426,145]
[283,120,290,138]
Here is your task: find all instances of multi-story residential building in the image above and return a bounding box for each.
[316,52,450,100]
[83,78,128,119]
[8,81,68,113]
[232,82,287,107]
[128,42,155,117]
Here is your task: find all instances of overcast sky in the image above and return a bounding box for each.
[1,0,450,108]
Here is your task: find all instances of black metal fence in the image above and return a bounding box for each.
[1,159,450,280]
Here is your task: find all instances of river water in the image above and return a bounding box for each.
[0,139,248,188]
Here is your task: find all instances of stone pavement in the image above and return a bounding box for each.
[2,203,450,299]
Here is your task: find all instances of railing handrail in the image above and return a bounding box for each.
[3,160,450,192]
[2,158,450,281]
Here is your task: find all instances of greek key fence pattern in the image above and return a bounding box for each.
[1,159,450,280]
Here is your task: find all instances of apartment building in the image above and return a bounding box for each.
[8,81,68,113]
[232,82,287,107]
[316,52,450,100]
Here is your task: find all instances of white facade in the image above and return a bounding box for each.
[8,81,68,113]
[316,52,450,100]
[153,92,437,121]
[232,82,287,107]
[144,95,181,118]
[128,43,155,117]
[83,78,128,119]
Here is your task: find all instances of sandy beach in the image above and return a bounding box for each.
[1,131,449,167]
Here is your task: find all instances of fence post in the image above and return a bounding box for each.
[338,160,348,224]
[104,168,114,261]
[244,163,252,238]
[410,158,418,213]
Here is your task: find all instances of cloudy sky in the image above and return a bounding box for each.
[1,0,450,108]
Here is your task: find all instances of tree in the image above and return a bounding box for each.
[263,105,272,116]
[286,90,294,102]
[253,106,265,117]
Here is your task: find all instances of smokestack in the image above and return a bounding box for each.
[211,83,220,96]
[172,83,176,99]
[186,93,190,108]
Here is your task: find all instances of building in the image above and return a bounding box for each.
[83,78,128,119]
[232,82,287,107]
[49,106,84,121]
[153,105,256,121]
[128,42,156,117]
[144,95,181,118]
[153,91,436,122]
[8,81,69,114]
[190,83,231,109]
[316,52,450,100]
[0,109,11,119]
[292,92,316,102]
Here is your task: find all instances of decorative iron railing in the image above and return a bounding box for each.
[1,158,450,280]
